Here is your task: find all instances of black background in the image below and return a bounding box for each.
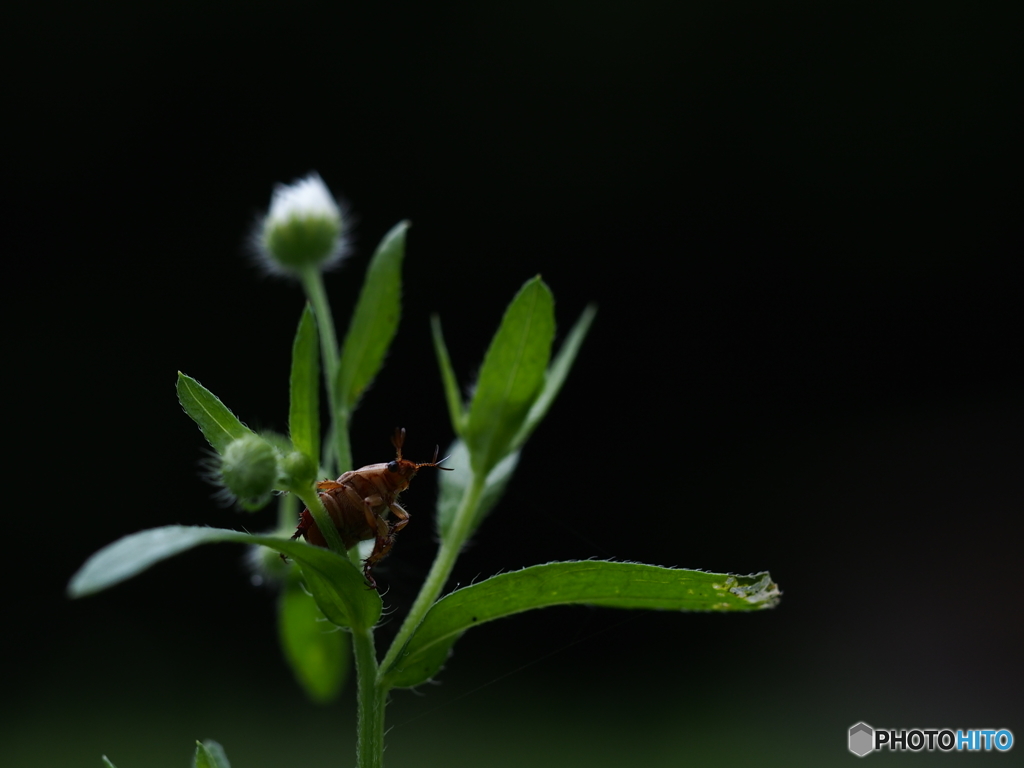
[6,2,1022,766]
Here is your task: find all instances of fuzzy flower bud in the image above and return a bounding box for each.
[279,450,317,491]
[255,172,348,277]
[220,433,280,510]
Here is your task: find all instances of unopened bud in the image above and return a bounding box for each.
[220,434,279,510]
[255,172,348,277]
[280,450,317,491]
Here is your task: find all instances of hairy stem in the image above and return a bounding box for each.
[379,471,487,676]
[276,489,298,536]
[353,626,384,768]
[293,486,346,556]
[300,265,353,475]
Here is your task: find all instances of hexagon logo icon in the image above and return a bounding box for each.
[849,722,874,756]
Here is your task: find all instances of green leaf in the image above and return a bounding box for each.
[430,314,465,436]
[279,574,350,703]
[289,304,320,469]
[193,740,230,768]
[68,526,382,631]
[436,439,519,542]
[513,303,596,449]
[101,757,118,768]
[382,562,780,688]
[336,221,406,413]
[176,373,254,455]
[464,276,554,476]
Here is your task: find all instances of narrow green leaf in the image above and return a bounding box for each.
[337,221,406,412]
[436,439,519,542]
[101,757,118,768]
[513,303,595,449]
[68,526,382,630]
[382,562,780,688]
[430,314,465,436]
[289,304,320,469]
[279,575,350,703]
[465,277,555,475]
[176,373,254,454]
[193,740,230,768]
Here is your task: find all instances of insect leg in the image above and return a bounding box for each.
[354,495,389,588]
[363,525,397,587]
[357,493,383,529]
[388,502,410,535]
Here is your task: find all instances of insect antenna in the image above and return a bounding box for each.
[391,427,407,459]
[417,445,454,471]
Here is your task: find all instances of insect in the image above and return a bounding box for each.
[291,428,451,588]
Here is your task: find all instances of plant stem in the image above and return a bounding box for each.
[293,486,346,556]
[379,470,487,676]
[352,626,384,768]
[300,265,353,475]
[276,489,298,536]
[295,266,386,766]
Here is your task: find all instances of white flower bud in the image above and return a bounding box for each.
[254,172,349,276]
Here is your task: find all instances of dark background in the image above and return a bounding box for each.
[6,2,1022,766]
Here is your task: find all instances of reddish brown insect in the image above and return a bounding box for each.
[291,428,451,588]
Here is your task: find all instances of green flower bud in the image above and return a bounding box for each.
[255,172,348,277]
[280,450,317,491]
[220,433,279,510]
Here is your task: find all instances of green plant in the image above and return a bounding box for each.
[69,174,781,768]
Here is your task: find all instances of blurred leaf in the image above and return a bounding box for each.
[382,562,780,688]
[279,575,350,702]
[337,221,406,412]
[101,757,118,768]
[176,373,254,454]
[430,315,465,435]
[193,740,230,768]
[464,277,554,475]
[436,439,519,542]
[289,304,320,469]
[68,526,382,631]
[513,303,596,449]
